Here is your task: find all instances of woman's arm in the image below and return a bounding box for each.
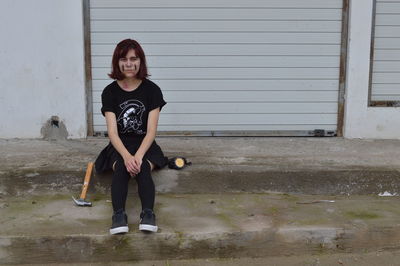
[105,111,139,175]
[134,107,161,169]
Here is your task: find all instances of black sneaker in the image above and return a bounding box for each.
[110,209,129,235]
[139,209,158,232]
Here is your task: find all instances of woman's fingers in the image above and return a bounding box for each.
[125,159,138,175]
[133,157,142,172]
[127,166,138,176]
[130,163,139,173]
[123,155,143,175]
[128,157,140,173]
[130,160,139,172]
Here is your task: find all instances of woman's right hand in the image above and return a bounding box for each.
[104,112,141,176]
[123,154,140,176]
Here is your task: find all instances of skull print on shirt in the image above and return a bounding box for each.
[117,100,145,134]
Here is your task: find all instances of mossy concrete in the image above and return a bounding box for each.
[2,138,400,197]
[2,137,400,174]
[2,168,400,197]
[20,250,400,266]
[2,138,400,263]
[1,193,400,264]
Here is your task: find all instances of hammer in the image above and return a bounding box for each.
[72,162,94,207]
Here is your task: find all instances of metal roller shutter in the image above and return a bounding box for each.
[371,0,400,102]
[90,0,343,136]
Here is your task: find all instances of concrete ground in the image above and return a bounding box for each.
[1,137,400,264]
[22,250,400,266]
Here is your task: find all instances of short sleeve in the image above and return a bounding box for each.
[148,83,167,112]
[101,87,115,116]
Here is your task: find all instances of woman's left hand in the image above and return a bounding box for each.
[132,154,143,173]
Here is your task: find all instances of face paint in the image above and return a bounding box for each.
[118,49,141,79]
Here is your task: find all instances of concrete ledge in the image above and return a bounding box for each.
[1,168,400,196]
[2,138,400,197]
[2,227,400,264]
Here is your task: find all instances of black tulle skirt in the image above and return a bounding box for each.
[95,137,168,174]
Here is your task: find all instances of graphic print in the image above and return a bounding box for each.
[117,100,145,134]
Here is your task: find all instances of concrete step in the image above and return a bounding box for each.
[1,193,400,264]
[19,250,400,266]
[2,138,400,197]
[2,167,400,197]
[2,138,400,264]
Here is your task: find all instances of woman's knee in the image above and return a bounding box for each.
[147,160,155,171]
[113,159,130,177]
[112,161,117,171]
[139,160,151,174]
[135,161,153,181]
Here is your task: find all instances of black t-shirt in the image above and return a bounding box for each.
[101,79,166,138]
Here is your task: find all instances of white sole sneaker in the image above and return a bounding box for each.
[139,224,158,232]
[110,225,129,235]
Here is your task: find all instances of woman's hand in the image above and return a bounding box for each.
[133,154,143,172]
[105,112,140,176]
[123,154,140,176]
[132,108,159,173]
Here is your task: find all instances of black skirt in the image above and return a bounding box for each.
[95,137,168,174]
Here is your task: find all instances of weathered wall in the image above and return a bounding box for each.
[344,0,400,139]
[0,0,399,139]
[0,0,87,138]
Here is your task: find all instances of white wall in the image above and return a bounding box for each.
[0,0,87,138]
[344,0,400,139]
[1,0,399,139]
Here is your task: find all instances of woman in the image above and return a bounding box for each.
[95,39,167,235]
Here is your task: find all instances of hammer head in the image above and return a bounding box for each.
[72,196,92,207]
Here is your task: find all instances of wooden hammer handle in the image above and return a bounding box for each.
[80,162,94,199]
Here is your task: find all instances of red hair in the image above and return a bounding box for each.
[108,39,149,80]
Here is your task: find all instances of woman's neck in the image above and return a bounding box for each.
[117,78,142,92]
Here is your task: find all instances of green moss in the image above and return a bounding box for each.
[216,213,239,230]
[316,242,328,255]
[90,193,108,202]
[93,235,133,258]
[114,236,131,251]
[6,201,38,213]
[345,211,380,219]
[174,230,186,248]
[268,206,279,215]
[295,218,330,226]
[77,218,109,228]
[281,193,299,202]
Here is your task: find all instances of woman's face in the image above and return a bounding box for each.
[118,49,141,79]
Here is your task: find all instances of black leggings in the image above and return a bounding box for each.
[111,159,155,212]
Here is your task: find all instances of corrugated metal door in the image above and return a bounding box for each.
[90,0,343,136]
[371,0,400,102]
